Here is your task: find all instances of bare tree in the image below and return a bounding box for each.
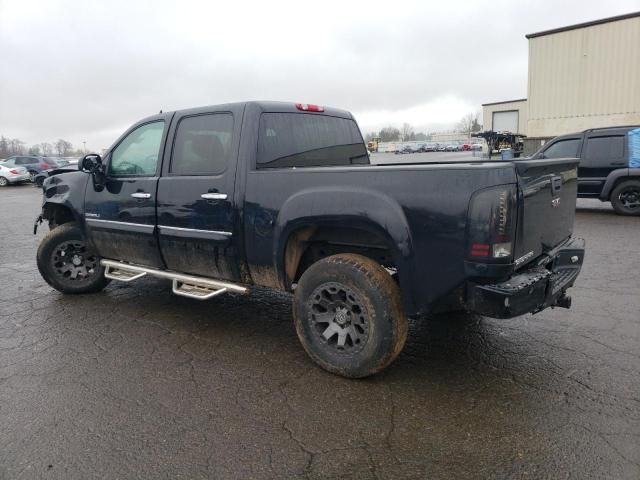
[378,126,401,142]
[364,132,378,142]
[8,138,25,155]
[456,112,482,137]
[39,142,53,156]
[0,136,9,158]
[28,145,41,155]
[401,123,414,141]
[55,139,73,156]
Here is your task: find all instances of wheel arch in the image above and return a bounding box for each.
[600,168,640,201]
[42,202,79,229]
[274,187,417,312]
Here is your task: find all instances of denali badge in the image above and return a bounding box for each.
[515,251,534,266]
[551,198,561,208]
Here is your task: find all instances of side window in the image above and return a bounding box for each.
[170,113,233,175]
[543,139,580,159]
[109,121,164,176]
[256,113,368,169]
[3,158,16,166]
[583,136,624,165]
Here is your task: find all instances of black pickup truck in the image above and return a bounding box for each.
[34,101,585,377]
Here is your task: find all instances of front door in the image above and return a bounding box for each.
[84,116,171,267]
[156,107,242,281]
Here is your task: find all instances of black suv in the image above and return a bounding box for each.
[532,126,640,215]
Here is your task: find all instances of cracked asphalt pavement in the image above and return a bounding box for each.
[1,185,638,479]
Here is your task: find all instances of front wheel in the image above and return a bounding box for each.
[610,180,640,216]
[293,253,408,378]
[0,177,8,187]
[37,223,111,294]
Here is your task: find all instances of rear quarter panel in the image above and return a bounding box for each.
[242,163,517,315]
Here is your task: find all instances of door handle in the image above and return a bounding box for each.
[131,192,151,199]
[201,193,228,200]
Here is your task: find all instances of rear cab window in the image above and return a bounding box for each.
[256,113,368,169]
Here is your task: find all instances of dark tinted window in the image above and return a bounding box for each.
[543,139,580,159]
[171,114,233,175]
[584,136,624,164]
[257,113,368,169]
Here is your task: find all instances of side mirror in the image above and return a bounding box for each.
[80,154,102,172]
[80,154,106,191]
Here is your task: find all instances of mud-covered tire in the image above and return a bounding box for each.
[37,222,111,294]
[293,253,408,378]
[610,180,640,216]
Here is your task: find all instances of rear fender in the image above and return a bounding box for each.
[600,168,639,200]
[274,186,416,310]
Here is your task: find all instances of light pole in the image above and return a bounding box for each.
[83,141,86,154]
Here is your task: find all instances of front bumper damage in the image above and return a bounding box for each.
[466,237,585,319]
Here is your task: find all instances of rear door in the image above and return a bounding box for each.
[84,115,171,267]
[579,131,628,195]
[156,106,243,281]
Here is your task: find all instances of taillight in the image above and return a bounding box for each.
[467,185,516,261]
[10,169,20,174]
[39,162,49,169]
[295,103,324,112]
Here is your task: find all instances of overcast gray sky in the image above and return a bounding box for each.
[1,0,638,150]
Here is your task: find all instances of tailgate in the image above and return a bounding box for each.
[512,158,579,268]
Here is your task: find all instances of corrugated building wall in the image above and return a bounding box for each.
[527,14,640,137]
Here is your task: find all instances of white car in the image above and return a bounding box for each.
[0,164,30,186]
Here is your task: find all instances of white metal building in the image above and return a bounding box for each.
[482,99,528,135]
[483,12,640,152]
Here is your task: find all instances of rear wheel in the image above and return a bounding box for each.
[37,223,111,294]
[611,180,640,216]
[293,253,408,378]
[0,177,8,187]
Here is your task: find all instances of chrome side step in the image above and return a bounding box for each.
[101,259,247,300]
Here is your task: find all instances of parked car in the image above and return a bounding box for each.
[0,156,59,182]
[394,145,413,154]
[531,126,640,215]
[436,144,446,151]
[0,164,30,186]
[34,101,585,378]
[445,144,458,151]
[34,161,79,187]
[421,144,436,152]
